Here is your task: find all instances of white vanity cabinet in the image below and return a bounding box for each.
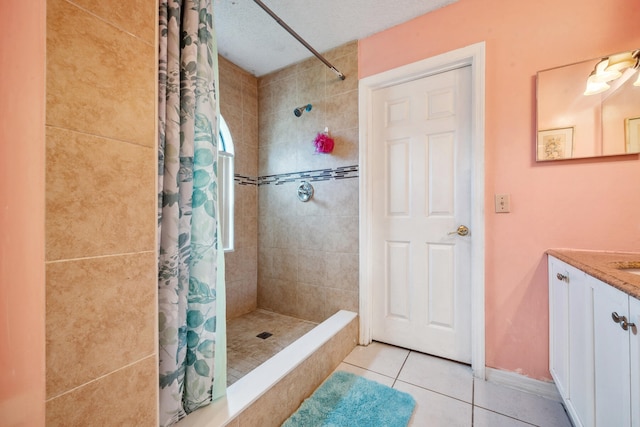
[593,278,632,426]
[630,297,640,427]
[549,256,595,427]
[549,255,640,427]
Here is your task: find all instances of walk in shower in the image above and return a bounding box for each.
[219,37,360,390]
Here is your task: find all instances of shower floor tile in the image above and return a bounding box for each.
[227,309,317,386]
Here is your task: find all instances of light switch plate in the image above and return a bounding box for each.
[495,194,510,213]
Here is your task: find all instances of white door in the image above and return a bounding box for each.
[371,66,472,363]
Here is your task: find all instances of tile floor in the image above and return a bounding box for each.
[338,342,573,427]
[226,309,317,386]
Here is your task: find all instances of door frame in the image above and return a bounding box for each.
[358,42,486,379]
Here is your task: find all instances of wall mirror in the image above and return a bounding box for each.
[536,49,640,161]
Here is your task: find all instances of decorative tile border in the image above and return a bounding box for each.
[234,174,258,186]
[234,165,358,186]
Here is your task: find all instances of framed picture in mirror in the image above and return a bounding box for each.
[626,117,640,153]
[537,127,574,161]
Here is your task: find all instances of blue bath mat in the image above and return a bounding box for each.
[282,371,416,427]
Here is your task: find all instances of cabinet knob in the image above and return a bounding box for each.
[612,312,623,324]
[622,318,637,333]
[612,312,637,333]
[556,273,568,282]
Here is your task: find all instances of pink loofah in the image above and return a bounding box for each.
[313,132,334,153]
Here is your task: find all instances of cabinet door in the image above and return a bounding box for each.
[594,279,631,427]
[549,256,570,398]
[569,272,595,427]
[630,297,640,427]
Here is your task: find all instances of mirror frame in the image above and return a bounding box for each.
[536,50,640,161]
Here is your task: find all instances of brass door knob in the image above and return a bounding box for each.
[448,225,470,236]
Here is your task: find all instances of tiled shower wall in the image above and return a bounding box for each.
[45,0,157,424]
[257,41,360,323]
[218,57,260,320]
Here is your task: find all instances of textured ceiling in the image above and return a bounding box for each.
[213,0,457,77]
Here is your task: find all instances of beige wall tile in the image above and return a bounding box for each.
[239,246,258,276]
[258,215,275,249]
[225,247,256,285]
[325,89,359,132]
[68,0,156,44]
[324,40,358,63]
[226,280,244,320]
[235,211,257,249]
[259,65,297,88]
[242,75,259,117]
[231,275,258,319]
[295,179,358,217]
[220,71,243,119]
[46,356,157,426]
[225,250,244,283]
[276,280,298,317]
[295,215,325,251]
[219,55,259,318]
[45,0,157,421]
[256,110,277,148]
[242,272,258,306]
[256,42,359,323]
[258,248,274,279]
[47,0,155,147]
[326,216,359,253]
[272,248,298,281]
[297,249,327,286]
[261,131,300,173]
[258,83,273,116]
[243,125,260,169]
[259,183,297,215]
[257,275,276,311]
[327,178,359,216]
[45,127,155,261]
[224,106,244,146]
[326,252,359,291]
[326,49,359,97]
[296,283,326,322]
[273,215,300,249]
[258,277,296,315]
[46,252,156,398]
[324,288,358,319]
[325,126,359,166]
[297,62,326,105]
[236,183,257,214]
[270,77,298,115]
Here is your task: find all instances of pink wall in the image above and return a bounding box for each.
[0,1,46,424]
[359,0,640,380]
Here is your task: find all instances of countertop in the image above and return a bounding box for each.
[547,249,640,299]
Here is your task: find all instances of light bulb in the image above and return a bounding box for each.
[592,59,621,83]
[584,74,610,96]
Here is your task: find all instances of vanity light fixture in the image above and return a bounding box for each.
[584,49,640,95]
[605,51,637,73]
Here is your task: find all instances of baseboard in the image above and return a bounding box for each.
[485,368,562,402]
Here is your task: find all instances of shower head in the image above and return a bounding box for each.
[294,104,312,117]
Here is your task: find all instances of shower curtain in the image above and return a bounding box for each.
[158,1,226,426]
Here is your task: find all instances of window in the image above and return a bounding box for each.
[218,115,234,252]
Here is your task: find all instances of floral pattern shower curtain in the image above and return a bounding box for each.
[158,0,226,425]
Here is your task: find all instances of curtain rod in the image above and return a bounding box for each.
[252,0,346,80]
